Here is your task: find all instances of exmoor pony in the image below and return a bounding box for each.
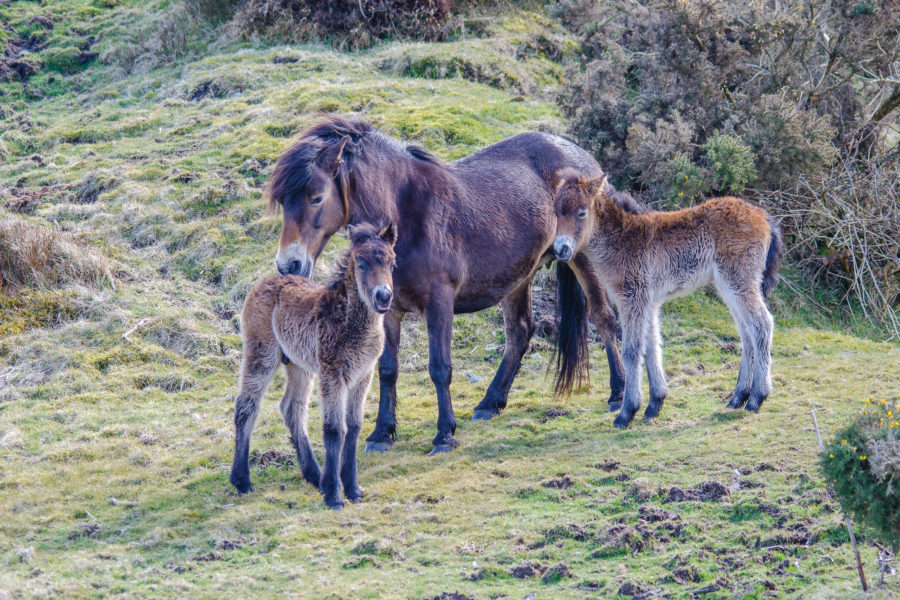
[230,223,397,509]
[551,168,783,428]
[266,116,625,455]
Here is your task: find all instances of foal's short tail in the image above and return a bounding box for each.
[553,262,590,397]
[761,214,784,301]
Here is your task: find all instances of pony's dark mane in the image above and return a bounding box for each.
[267,115,445,213]
[603,182,647,215]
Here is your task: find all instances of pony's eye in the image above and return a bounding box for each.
[577,209,588,219]
[310,195,324,207]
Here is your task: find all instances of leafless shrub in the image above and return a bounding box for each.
[753,156,900,338]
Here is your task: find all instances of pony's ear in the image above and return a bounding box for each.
[379,223,397,246]
[347,223,359,239]
[317,135,350,176]
[586,174,607,198]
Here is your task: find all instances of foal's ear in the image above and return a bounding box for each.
[318,135,350,176]
[379,223,397,246]
[586,174,607,198]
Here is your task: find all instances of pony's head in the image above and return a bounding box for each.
[552,168,606,262]
[348,222,397,314]
[267,118,372,277]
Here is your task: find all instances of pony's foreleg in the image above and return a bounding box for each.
[643,305,667,420]
[342,371,372,503]
[746,298,774,413]
[570,253,625,411]
[319,373,348,509]
[365,310,404,453]
[425,287,459,454]
[230,341,280,494]
[279,363,320,488]
[614,302,650,429]
[473,278,535,420]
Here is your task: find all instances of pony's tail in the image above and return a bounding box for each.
[761,214,784,301]
[553,262,590,397]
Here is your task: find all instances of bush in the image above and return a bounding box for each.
[229,0,456,49]
[821,396,900,551]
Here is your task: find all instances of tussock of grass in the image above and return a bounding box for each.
[0,217,112,291]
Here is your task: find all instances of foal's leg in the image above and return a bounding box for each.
[745,295,774,413]
[365,310,404,453]
[279,363,321,488]
[319,373,348,509]
[342,371,373,502]
[230,340,281,494]
[643,305,668,420]
[614,302,650,429]
[570,253,626,411]
[425,286,459,454]
[715,277,755,410]
[473,278,535,420]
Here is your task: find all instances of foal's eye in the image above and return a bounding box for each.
[357,259,369,271]
[577,209,588,219]
[309,195,324,207]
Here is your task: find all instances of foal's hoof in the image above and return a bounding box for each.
[326,501,344,511]
[745,395,766,413]
[230,477,254,495]
[613,412,634,429]
[608,401,623,413]
[427,444,457,456]
[727,390,750,410]
[364,440,393,453]
[472,408,500,421]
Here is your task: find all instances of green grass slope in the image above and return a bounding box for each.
[1,1,899,598]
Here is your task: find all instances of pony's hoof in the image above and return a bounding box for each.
[613,412,634,428]
[348,495,364,504]
[230,478,253,494]
[326,501,344,511]
[745,396,766,413]
[727,390,750,409]
[364,440,393,453]
[608,401,623,412]
[472,408,499,421]
[427,444,456,456]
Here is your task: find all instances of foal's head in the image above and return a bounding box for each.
[348,223,397,314]
[552,169,606,262]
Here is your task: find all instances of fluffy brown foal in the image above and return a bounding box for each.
[552,169,783,428]
[230,223,397,509]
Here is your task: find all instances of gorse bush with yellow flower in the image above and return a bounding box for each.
[821,395,900,551]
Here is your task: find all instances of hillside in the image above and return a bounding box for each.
[1,1,899,598]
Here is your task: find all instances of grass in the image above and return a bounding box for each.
[1,1,899,598]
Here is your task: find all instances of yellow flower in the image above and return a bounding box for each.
[829,453,834,458]
[842,439,848,444]
[860,455,867,460]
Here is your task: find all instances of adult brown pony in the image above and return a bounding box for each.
[267,116,625,454]
[551,169,783,428]
[230,223,397,508]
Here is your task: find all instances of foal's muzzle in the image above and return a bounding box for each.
[554,236,575,262]
[373,285,393,314]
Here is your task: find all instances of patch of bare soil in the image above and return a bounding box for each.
[541,475,574,489]
[250,449,294,469]
[540,407,570,422]
[510,561,544,578]
[597,458,621,471]
[665,481,730,502]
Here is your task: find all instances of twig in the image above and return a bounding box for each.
[811,410,868,591]
[122,318,152,344]
[106,497,140,506]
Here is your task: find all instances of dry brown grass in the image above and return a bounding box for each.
[0,217,113,291]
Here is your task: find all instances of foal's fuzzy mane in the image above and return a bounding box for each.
[604,185,647,215]
[266,115,444,213]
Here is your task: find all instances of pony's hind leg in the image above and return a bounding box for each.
[319,372,348,509]
[341,371,373,503]
[714,276,757,410]
[230,339,281,494]
[279,363,321,488]
[473,278,535,420]
[643,305,667,420]
[614,302,650,429]
[745,299,774,413]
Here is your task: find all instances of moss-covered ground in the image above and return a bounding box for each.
[1,1,898,598]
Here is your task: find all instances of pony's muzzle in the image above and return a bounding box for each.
[373,285,393,314]
[554,236,575,262]
[275,243,313,277]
